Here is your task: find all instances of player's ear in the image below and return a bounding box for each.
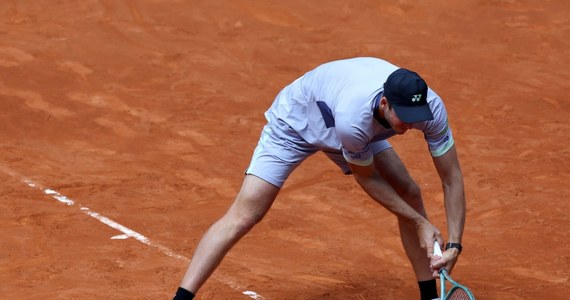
[379,96,389,110]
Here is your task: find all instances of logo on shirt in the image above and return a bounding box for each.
[411,94,422,102]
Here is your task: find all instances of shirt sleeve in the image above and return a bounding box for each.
[421,92,455,157]
[336,111,374,166]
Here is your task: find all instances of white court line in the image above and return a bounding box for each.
[24,178,189,261]
[2,168,264,300]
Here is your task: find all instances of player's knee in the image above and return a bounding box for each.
[224,185,276,237]
[231,212,264,236]
[401,182,424,212]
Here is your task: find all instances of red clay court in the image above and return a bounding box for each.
[0,1,568,299]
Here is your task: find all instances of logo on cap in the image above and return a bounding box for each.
[411,94,422,102]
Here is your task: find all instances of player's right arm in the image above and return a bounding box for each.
[335,108,442,255]
[349,161,442,255]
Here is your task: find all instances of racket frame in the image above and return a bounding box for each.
[433,242,476,300]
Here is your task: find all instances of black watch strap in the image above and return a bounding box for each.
[445,242,463,253]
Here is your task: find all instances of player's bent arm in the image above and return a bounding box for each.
[350,162,428,227]
[432,145,466,246]
[351,162,444,254]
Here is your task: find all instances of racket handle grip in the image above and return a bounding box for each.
[433,241,443,257]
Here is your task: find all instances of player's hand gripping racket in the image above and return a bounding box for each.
[433,242,476,300]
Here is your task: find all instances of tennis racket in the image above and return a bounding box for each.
[433,242,476,300]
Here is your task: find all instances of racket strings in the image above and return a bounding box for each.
[446,287,472,300]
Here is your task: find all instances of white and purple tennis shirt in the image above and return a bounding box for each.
[264,57,454,167]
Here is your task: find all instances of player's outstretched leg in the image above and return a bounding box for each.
[175,175,280,299]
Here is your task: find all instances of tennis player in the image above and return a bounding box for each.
[174,57,466,300]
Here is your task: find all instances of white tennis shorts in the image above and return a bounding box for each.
[245,119,392,188]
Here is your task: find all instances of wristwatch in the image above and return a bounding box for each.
[445,242,463,253]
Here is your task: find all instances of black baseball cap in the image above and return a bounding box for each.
[383,68,433,123]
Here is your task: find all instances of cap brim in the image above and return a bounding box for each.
[392,104,434,123]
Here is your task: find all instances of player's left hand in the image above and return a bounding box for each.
[430,247,460,278]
